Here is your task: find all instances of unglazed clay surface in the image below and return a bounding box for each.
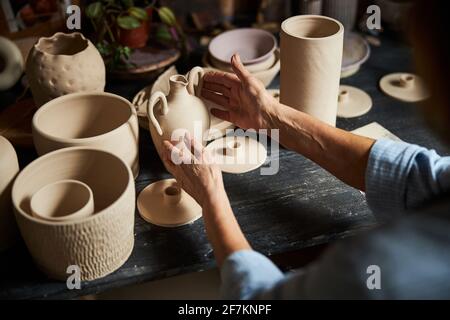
[337,85,372,118]
[26,32,105,107]
[137,178,202,227]
[30,180,94,222]
[11,147,135,281]
[32,92,139,178]
[0,136,20,251]
[147,69,210,162]
[280,15,343,126]
[379,73,430,103]
[205,135,267,174]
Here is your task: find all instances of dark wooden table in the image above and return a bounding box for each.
[1,35,448,299]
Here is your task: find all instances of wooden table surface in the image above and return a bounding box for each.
[1,35,448,299]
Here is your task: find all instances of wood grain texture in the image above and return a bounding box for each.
[0,35,448,299]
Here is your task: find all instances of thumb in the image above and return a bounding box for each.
[231,53,251,82]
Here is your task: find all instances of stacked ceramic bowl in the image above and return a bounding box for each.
[11,92,139,281]
[203,28,280,87]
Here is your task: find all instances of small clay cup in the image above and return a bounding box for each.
[30,180,94,222]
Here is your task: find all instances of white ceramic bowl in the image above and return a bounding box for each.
[202,49,280,88]
[12,147,135,281]
[208,28,277,65]
[30,179,94,222]
[32,92,139,178]
[209,51,276,73]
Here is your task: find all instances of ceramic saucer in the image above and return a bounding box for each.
[341,33,370,78]
[137,179,202,227]
[337,85,372,118]
[379,73,430,103]
[206,135,267,174]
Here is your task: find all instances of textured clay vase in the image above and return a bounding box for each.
[0,136,20,251]
[323,0,358,31]
[12,147,135,281]
[30,180,94,222]
[280,15,344,126]
[26,32,105,107]
[32,92,139,177]
[147,67,210,161]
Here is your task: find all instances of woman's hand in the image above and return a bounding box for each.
[201,54,278,130]
[162,132,225,207]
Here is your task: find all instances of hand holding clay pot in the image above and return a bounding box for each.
[161,132,224,207]
[201,54,278,130]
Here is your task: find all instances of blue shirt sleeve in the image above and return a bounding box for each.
[365,139,450,221]
[221,139,450,299]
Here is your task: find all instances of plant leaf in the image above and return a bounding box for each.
[86,2,103,18]
[117,15,141,30]
[155,24,172,41]
[158,6,176,26]
[121,0,134,8]
[128,7,148,21]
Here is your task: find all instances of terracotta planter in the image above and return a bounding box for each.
[147,67,210,162]
[32,92,139,178]
[12,147,135,281]
[0,136,20,251]
[280,15,343,126]
[117,7,152,49]
[26,32,105,107]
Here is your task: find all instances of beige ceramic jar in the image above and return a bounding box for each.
[0,136,20,251]
[147,67,210,161]
[26,32,105,107]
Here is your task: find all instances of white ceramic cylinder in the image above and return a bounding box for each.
[0,136,20,251]
[30,180,94,222]
[280,15,344,126]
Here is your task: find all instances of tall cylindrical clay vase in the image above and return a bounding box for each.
[280,15,344,126]
[26,32,105,107]
[322,0,358,31]
[0,136,20,251]
[298,0,323,15]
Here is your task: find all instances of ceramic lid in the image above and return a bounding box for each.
[337,85,373,118]
[379,73,430,103]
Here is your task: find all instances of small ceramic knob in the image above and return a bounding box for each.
[338,89,350,103]
[163,184,182,205]
[399,74,415,88]
[224,139,242,156]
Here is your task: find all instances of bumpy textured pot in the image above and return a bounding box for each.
[280,15,343,126]
[0,136,20,251]
[147,67,210,161]
[32,92,139,178]
[11,147,135,281]
[26,32,105,107]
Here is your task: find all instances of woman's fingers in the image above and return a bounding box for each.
[203,71,240,88]
[231,53,251,82]
[202,82,231,97]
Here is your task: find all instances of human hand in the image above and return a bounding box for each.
[201,54,278,130]
[162,132,225,207]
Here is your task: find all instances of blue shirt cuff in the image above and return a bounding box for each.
[220,250,283,299]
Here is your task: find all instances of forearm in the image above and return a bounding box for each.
[266,103,375,190]
[202,189,251,267]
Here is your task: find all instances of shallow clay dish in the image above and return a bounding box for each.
[209,51,276,73]
[32,92,139,177]
[337,85,372,118]
[30,179,94,222]
[11,147,135,281]
[379,73,430,103]
[208,28,277,65]
[341,32,370,78]
[137,179,202,227]
[206,135,267,174]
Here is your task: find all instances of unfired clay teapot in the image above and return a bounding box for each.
[147,67,210,160]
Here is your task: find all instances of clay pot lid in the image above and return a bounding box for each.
[379,73,430,103]
[337,85,373,118]
[206,135,267,174]
[137,179,202,227]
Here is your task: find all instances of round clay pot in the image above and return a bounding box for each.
[11,147,135,281]
[0,136,20,251]
[147,69,210,162]
[30,179,94,222]
[0,36,24,91]
[280,15,343,126]
[26,32,105,107]
[32,92,139,178]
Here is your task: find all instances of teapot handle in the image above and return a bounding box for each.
[147,91,168,136]
[187,66,205,97]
